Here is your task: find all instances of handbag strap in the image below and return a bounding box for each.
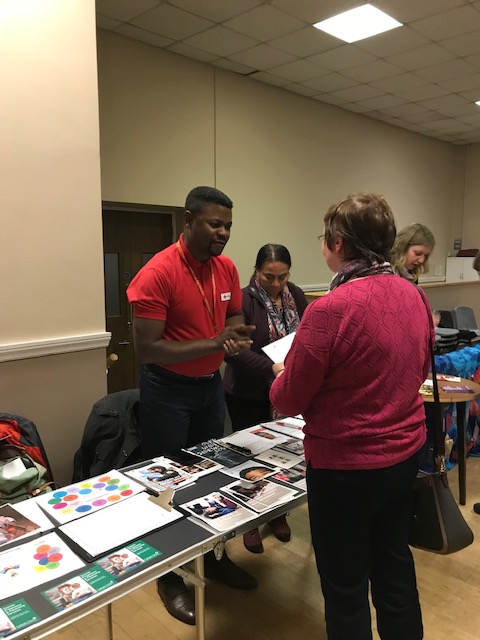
[417,289,446,470]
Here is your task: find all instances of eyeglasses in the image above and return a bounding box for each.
[317,234,325,242]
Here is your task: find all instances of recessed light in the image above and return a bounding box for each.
[475,100,480,107]
[313,4,402,43]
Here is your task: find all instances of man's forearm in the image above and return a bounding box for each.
[136,336,222,365]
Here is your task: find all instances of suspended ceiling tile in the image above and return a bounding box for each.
[249,71,291,86]
[284,83,321,97]
[374,0,467,23]
[116,24,174,48]
[379,102,428,117]
[422,118,474,133]
[364,110,392,121]
[307,45,377,72]
[228,44,297,70]
[313,93,348,106]
[212,58,257,75]
[435,102,480,118]
[95,0,161,22]
[401,110,446,124]
[411,5,480,41]
[416,58,478,82]
[394,84,451,101]
[167,42,219,63]
[302,72,360,93]
[342,60,404,83]
[270,26,340,58]
[269,59,329,82]
[341,103,373,114]
[355,26,429,57]
[459,88,480,101]
[224,4,305,41]
[438,74,480,93]
[387,44,455,71]
[418,93,470,111]
[330,85,385,102]
[183,26,259,57]
[459,111,480,125]
[369,72,427,93]
[168,0,262,22]
[464,53,480,69]
[270,0,359,23]
[356,94,407,110]
[131,4,214,40]
[440,30,480,56]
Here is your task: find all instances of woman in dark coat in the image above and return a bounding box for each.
[224,243,308,553]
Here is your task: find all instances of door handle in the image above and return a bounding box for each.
[118,341,130,346]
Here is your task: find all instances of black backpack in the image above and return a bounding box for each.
[72,389,142,482]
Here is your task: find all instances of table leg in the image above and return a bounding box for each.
[107,603,113,640]
[457,401,467,505]
[194,554,206,640]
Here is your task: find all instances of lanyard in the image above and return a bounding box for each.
[176,241,219,334]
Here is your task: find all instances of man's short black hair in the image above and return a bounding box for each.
[185,186,233,215]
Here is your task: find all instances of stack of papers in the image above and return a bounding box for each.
[59,492,183,559]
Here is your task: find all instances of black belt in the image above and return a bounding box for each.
[146,364,217,383]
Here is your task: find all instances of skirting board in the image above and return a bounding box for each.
[0,332,111,363]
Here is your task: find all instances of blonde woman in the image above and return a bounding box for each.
[390,223,435,283]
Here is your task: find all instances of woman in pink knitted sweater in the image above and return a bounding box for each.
[270,193,432,640]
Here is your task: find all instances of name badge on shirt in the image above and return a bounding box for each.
[221,292,231,301]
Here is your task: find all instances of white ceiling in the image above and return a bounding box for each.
[96,0,480,145]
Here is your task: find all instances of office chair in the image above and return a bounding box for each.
[453,306,480,346]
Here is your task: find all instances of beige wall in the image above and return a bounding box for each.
[1,350,107,483]
[463,144,480,245]
[0,0,107,484]
[97,30,466,287]
[98,32,215,206]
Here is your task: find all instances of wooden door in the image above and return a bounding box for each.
[103,209,176,393]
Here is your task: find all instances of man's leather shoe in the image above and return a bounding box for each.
[204,551,258,589]
[157,574,195,625]
[243,528,264,553]
[267,515,291,542]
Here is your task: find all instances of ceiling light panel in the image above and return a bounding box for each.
[313,4,402,44]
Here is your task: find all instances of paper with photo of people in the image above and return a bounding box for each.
[154,454,223,481]
[253,447,303,469]
[218,426,288,455]
[273,437,305,457]
[184,439,250,468]
[219,461,279,484]
[179,491,254,532]
[272,461,307,491]
[220,479,296,513]
[125,458,195,492]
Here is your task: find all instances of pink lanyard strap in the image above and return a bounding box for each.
[176,241,218,334]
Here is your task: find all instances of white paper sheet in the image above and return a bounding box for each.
[59,492,183,558]
[261,332,296,363]
[0,532,84,600]
[0,501,55,549]
[34,470,145,524]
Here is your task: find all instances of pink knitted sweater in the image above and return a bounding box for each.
[270,275,433,470]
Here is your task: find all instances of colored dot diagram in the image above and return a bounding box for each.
[47,475,134,517]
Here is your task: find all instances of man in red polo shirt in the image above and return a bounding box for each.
[127,186,255,625]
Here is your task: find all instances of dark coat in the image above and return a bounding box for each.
[223,280,308,402]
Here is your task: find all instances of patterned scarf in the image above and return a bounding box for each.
[253,276,301,343]
[329,260,394,292]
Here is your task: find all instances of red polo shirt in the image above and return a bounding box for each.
[127,234,242,376]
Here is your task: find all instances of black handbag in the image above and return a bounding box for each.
[409,300,474,554]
